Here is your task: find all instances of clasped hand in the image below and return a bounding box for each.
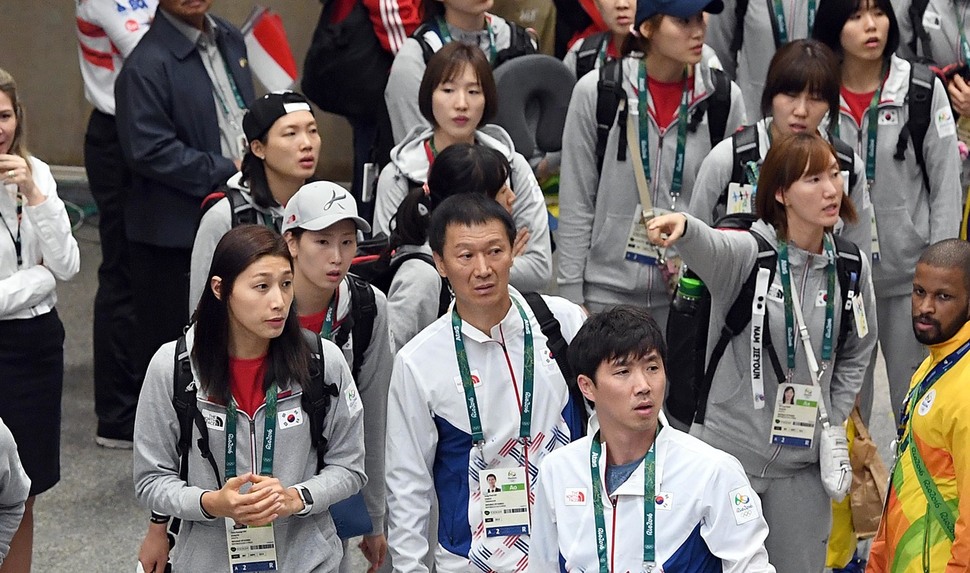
[201,472,303,527]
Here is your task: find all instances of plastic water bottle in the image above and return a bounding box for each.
[671,274,705,315]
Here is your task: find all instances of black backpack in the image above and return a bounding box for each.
[335,274,379,380]
[906,0,933,60]
[351,249,452,318]
[573,31,609,80]
[200,186,277,230]
[521,293,588,434]
[664,213,864,427]
[412,19,538,66]
[302,0,394,119]
[168,331,338,534]
[893,62,935,192]
[594,59,732,173]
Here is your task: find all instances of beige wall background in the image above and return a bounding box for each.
[0,0,353,179]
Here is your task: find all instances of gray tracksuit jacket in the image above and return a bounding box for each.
[384,13,522,144]
[897,0,969,65]
[706,0,815,117]
[133,327,366,572]
[557,56,746,308]
[374,124,553,292]
[688,118,875,260]
[0,418,29,566]
[832,54,962,297]
[385,243,444,353]
[677,216,877,478]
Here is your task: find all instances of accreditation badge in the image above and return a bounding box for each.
[480,467,530,537]
[225,519,278,572]
[625,204,666,266]
[769,384,818,448]
[726,182,754,215]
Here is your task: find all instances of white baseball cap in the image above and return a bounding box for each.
[281,181,371,234]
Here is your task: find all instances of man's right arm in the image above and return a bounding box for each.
[115,60,237,197]
[385,354,437,573]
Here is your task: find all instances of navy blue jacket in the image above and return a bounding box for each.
[115,11,255,249]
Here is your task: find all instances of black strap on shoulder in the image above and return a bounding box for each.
[831,137,858,190]
[494,21,538,67]
[226,187,257,227]
[833,235,863,353]
[302,330,339,472]
[704,68,732,148]
[894,62,934,192]
[574,32,610,79]
[388,252,451,316]
[729,0,750,55]
[170,336,221,536]
[413,22,439,64]
[695,229,779,424]
[347,275,377,379]
[908,0,932,57]
[720,124,760,208]
[521,293,588,432]
[764,0,783,49]
[596,59,627,173]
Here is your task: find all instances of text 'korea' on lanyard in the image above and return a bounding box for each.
[451,298,534,445]
[590,431,658,573]
[637,60,691,201]
[778,238,836,377]
[225,382,279,480]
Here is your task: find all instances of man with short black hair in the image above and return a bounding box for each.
[385,194,587,572]
[868,238,970,571]
[531,306,775,572]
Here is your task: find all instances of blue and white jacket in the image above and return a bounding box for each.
[531,428,775,572]
[385,288,587,572]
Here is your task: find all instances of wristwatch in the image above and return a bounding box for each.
[296,486,314,516]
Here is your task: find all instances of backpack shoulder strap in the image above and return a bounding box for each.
[225,187,257,227]
[721,124,759,207]
[832,235,863,353]
[895,62,934,192]
[596,58,627,174]
[706,68,732,148]
[347,275,377,380]
[301,330,339,472]
[495,21,538,66]
[522,293,588,434]
[831,137,858,190]
[574,32,609,79]
[387,251,450,316]
[413,22,442,64]
[908,0,932,56]
[729,0,750,55]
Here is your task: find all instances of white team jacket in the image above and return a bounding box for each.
[531,429,776,572]
[385,288,588,572]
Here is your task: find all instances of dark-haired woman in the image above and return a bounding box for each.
[134,225,365,572]
[689,39,873,257]
[648,133,877,572]
[384,0,536,142]
[0,67,80,572]
[384,143,520,351]
[375,42,551,293]
[813,0,962,423]
[557,0,746,321]
[189,91,319,314]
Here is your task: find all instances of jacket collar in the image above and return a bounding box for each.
[457,286,526,343]
[155,8,220,61]
[928,320,970,362]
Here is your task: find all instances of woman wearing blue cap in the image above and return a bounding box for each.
[557,0,746,322]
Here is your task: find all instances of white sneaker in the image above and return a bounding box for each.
[95,436,133,449]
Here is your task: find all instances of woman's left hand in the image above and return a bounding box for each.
[0,154,40,204]
[247,475,304,519]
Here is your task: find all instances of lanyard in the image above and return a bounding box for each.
[862,83,884,184]
[205,45,246,119]
[425,138,438,166]
[590,432,657,573]
[637,60,691,199]
[436,16,498,65]
[451,298,534,445]
[771,0,816,44]
[320,290,339,341]
[225,383,279,480]
[956,2,970,64]
[0,194,22,267]
[778,238,836,374]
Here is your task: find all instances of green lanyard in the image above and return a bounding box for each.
[637,60,691,199]
[862,83,884,184]
[225,383,279,480]
[771,0,816,45]
[778,237,836,373]
[451,298,534,445]
[956,2,970,64]
[436,16,498,65]
[590,432,657,573]
[320,292,338,341]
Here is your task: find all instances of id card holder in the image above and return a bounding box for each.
[853,293,870,338]
[726,183,754,215]
[624,204,665,266]
[480,467,530,537]
[225,519,278,572]
[769,385,818,448]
